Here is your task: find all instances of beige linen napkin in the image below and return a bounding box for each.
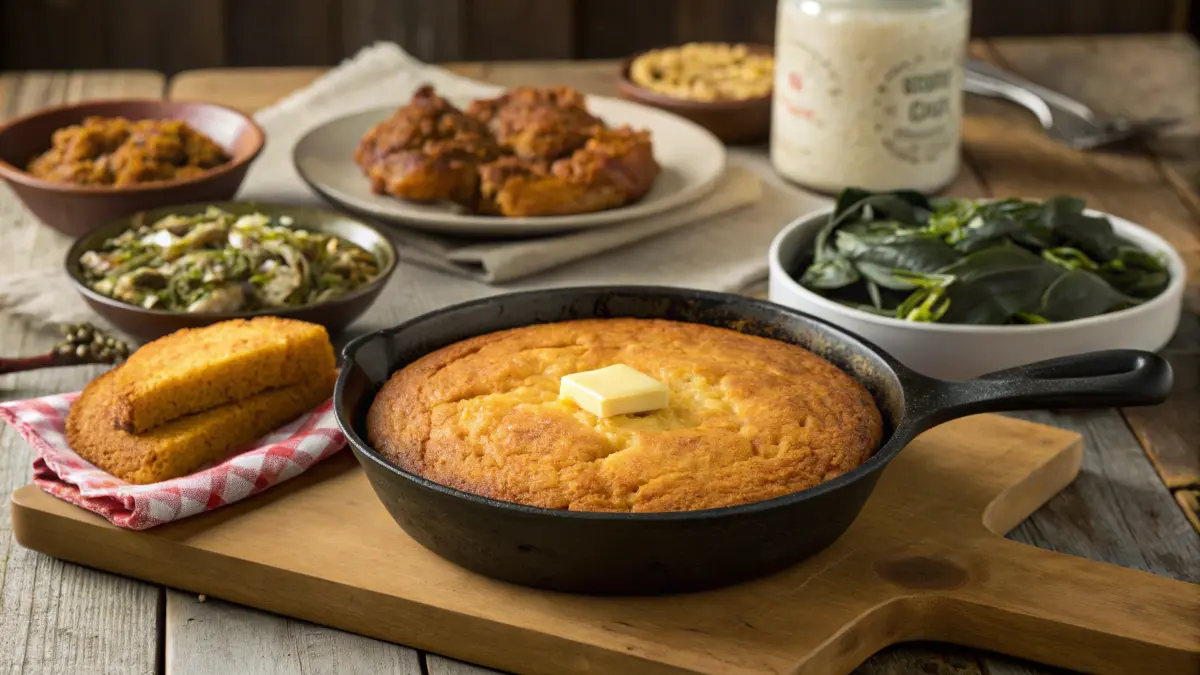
[393,168,761,283]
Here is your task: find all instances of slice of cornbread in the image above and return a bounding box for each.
[112,317,336,433]
[68,366,336,484]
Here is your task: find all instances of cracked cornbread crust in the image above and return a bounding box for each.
[366,318,883,512]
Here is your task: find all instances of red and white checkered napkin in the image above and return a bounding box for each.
[0,391,347,530]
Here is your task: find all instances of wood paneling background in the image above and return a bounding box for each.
[1,0,1194,73]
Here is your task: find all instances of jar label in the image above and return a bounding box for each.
[775,40,841,130]
[876,48,963,165]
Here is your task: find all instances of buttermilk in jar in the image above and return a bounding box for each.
[770,0,971,193]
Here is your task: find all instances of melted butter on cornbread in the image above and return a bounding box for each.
[560,364,669,418]
[367,318,882,512]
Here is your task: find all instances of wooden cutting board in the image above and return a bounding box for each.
[11,414,1200,675]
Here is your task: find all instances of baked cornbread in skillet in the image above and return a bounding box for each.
[366,318,882,512]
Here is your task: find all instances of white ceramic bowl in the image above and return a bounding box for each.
[768,206,1186,380]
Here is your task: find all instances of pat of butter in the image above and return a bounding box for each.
[559,364,669,418]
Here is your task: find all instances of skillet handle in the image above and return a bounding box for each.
[907,350,1173,431]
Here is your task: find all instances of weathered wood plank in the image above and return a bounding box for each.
[1006,410,1200,582]
[575,0,678,60]
[0,0,108,70]
[165,591,423,674]
[672,0,776,46]
[1178,489,1200,533]
[228,0,338,68]
[956,407,1200,675]
[0,70,165,675]
[469,60,619,97]
[1123,353,1200,490]
[2,2,1194,72]
[858,647,982,675]
[340,0,465,63]
[105,0,226,74]
[426,655,507,675]
[167,68,328,114]
[987,34,1200,210]
[982,36,1200,506]
[463,0,574,60]
[969,1,1180,36]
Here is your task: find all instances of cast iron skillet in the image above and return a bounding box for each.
[334,286,1172,595]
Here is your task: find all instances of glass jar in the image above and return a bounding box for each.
[770,0,971,194]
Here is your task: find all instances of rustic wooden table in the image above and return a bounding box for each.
[1,34,1199,675]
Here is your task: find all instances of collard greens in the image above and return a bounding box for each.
[80,207,380,313]
[796,190,1171,325]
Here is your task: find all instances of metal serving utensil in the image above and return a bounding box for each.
[963,58,1181,151]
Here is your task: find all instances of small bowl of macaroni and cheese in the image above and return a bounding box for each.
[618,42,774,144]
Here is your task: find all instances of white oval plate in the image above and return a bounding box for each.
[292,97,726,237]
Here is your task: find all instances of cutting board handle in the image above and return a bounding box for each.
[942,538,1200,675]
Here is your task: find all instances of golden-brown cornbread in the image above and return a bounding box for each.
[367,319,882,512]
[112,317,335,433]
[68,367,336,484]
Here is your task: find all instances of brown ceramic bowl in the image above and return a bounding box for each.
[64,201,399,343]
[0,99,264,238]
[618,44,773,145]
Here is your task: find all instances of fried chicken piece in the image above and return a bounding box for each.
[474,126,660,217]
[472,157,626,217]
[355,85,498,202]
[357,85,660,217]
[466,87,604,160]
[553,127,660,202]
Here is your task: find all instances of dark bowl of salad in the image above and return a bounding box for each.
[65,201,398,342]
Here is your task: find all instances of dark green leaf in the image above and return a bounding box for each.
[855,261,916,290]
[1035,269,1137,322]
[1039,197,1123,261]
[1115,246,1167,272]
[950,215,1021,254]
[1097,265,1171,299]
[834,188,873,220]
[937,247,1066,325]
[800,255,859,290]
[838,226,958,267]
[833,221,907,257]
[1037,196,1087,228]
[832,188,931,227]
